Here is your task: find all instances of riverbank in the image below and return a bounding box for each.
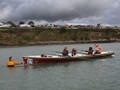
[0,27,120,46]
[0,39,120,47]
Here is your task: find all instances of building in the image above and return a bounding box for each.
[0,22,11,27]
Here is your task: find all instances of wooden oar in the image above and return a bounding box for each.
[76,51,88,54]
[78,49,88,52]
[52,50,87,55]
[51,51,62,53]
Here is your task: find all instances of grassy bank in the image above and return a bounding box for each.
[0,27,120,46]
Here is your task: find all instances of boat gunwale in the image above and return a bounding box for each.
[23,51,115,59]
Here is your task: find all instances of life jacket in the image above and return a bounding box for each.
[62,49,69,56]
[72,48,77,56]
[97,46,102,53]
[7,60,15,67]
[7,60,20,67]
[88,50,94,54]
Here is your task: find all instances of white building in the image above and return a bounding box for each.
[0,22,11,27]
[97,23,112,28]
[19,24,31,27]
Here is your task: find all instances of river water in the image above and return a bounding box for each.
[0,43,120,90]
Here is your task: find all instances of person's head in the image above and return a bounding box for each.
[89,47,93,50]
[72,47,76,50]
[9,56,12,60]
[64,47,67,50]
[95,44,99,47]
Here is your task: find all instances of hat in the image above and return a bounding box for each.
[89,47,92,50]
[95,44,99,47]
[9,56,12,59]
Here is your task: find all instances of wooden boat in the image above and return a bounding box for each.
[23,51,114,65]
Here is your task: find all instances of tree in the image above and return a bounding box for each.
[28,21,35,27]
[6,21,16,27]
[19,21,25,25]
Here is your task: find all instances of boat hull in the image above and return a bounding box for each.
[23,51,114,65]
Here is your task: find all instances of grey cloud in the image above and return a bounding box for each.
[0,0,120,25]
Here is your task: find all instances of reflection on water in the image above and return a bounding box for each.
[7,67,16,71]
[23,62,72,70]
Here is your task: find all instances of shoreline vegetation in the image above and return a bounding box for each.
[0,27,120,47]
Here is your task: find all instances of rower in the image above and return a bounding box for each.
[95,44,102,54]
[88,47,94,54]
[62,47,69,56]
[6,56,22,67]
[72,47,77,56]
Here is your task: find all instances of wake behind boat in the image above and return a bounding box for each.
[23,51,115,65]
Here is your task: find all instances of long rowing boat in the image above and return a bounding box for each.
[22,51,115,65]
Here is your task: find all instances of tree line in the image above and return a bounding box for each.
[2,21,35,27]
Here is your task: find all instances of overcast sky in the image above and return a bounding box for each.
[0,0,120,26]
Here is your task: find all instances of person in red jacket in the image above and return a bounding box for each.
[62,47,69,56]
[88,47,94,54]
[72,47,77,56]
